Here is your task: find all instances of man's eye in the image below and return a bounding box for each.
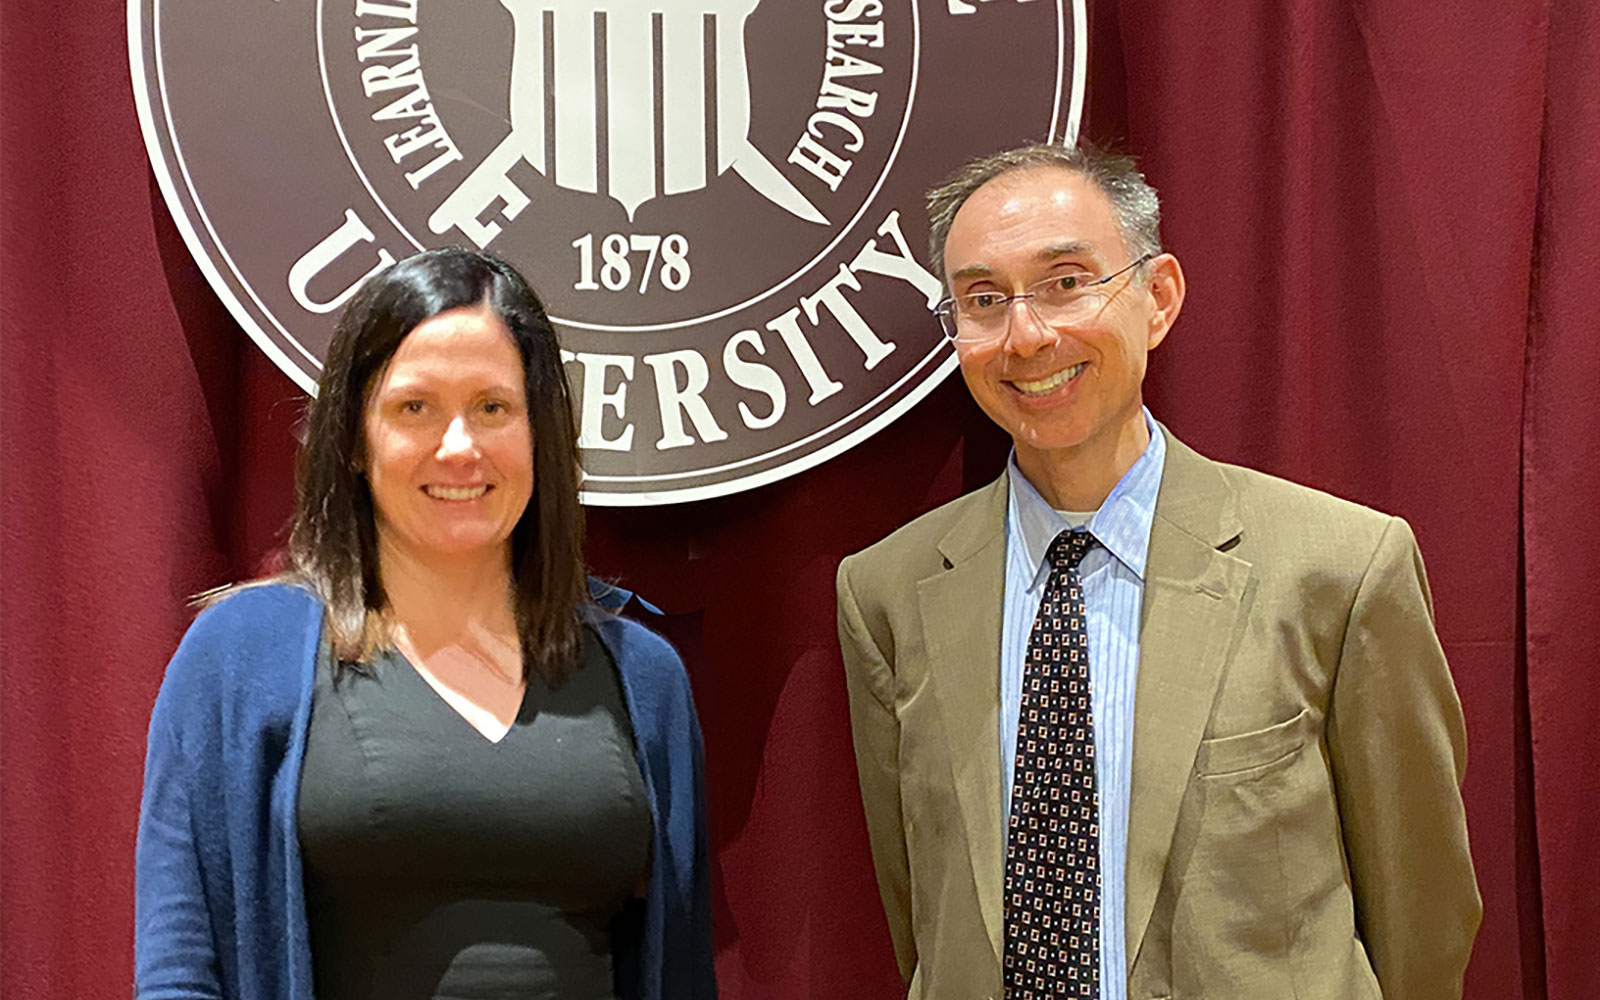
[1055,275,1083,291]
[968,293,1004,310]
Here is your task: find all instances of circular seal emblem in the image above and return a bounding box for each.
[131,0,1085,504]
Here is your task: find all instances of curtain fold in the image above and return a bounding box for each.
[1524,0,1600,995]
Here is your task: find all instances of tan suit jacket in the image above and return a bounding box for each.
[836,429,1480,1000]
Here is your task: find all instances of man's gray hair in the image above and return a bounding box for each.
[925,142,1163,282]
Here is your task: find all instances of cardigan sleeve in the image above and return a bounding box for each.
[135,676,224,998]
[601,612,718,1000]
[677,669,716,999]
[132,583,317,1000]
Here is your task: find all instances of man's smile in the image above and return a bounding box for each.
[1007,360,1088,398]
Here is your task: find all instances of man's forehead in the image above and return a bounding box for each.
[944,168,1121,266]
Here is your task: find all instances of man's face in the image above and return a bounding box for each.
[942,167,1181,468]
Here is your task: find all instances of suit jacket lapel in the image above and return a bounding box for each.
[1124,430,1255,968]
[917,474,1009,967]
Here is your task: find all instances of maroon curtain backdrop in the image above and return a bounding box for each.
[2,2,1595,998]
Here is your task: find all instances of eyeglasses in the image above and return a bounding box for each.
[933,252,1155,343]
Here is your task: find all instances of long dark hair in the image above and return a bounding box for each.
[287,247,587,687]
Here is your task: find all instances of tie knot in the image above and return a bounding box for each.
[1047,530,1096,572]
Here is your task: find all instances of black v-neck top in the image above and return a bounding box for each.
[297,626,652,1000]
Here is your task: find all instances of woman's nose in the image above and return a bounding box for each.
[436,415,477,458]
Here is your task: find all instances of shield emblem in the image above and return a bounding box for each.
[430,0,825,246]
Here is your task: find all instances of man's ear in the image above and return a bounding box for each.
[1144,252,1186,351]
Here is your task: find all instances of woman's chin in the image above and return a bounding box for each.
[407,532,513,565]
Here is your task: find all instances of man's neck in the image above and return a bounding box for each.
[1014,410,1152,512]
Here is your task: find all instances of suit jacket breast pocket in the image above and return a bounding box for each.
[1193,707,1315,777]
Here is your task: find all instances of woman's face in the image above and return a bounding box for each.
[362,304,534,569]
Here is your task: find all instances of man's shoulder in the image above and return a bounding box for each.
[1223,461,1388,522]
[839,477,1006,592]
[1174,439,1401,561]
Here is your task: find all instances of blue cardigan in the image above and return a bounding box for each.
[135,582,716,1000]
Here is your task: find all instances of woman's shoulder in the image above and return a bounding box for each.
[586,606,698,722]
[184,580,322,651]
[161,581,323,705]
[590,610,684,676]
[193,578,321,623]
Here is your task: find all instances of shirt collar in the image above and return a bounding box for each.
[1006,408,1167,583]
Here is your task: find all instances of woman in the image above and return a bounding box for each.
[135,248,715,1000]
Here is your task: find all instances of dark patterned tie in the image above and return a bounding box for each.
[1004,529,1099,999]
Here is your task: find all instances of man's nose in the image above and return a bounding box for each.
[436,415,478,459]
[999,297,1059,357]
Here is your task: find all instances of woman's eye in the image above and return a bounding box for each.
[482,400,504,415]
[400,400,425,414]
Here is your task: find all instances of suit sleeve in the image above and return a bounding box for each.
[835,556,917,983]
[1326,517,1481,1000]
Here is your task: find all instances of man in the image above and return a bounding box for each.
[835,144,1480,1000]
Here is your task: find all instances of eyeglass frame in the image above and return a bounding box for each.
[932,251,1157,343]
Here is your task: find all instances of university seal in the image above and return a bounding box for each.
[131,0,1085,503]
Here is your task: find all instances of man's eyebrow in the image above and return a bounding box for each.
[1038,241,1096,261]
[948,242,1101,283]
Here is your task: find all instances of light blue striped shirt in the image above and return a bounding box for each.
[1001,410,1165,996]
